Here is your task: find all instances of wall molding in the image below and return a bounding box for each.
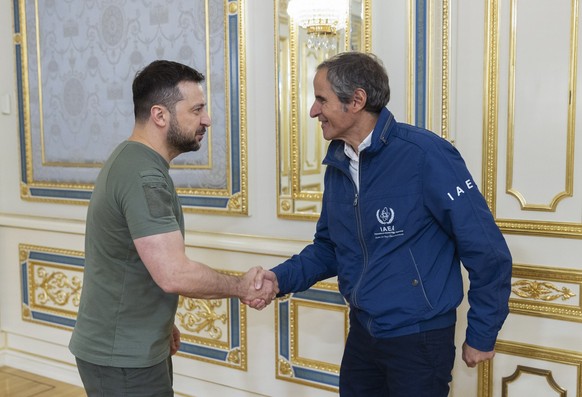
[0,213,310,257]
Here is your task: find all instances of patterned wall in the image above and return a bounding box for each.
[14,0,247,213]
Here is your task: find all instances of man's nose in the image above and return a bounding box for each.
[203,112,212,127]
[309,102,320,118]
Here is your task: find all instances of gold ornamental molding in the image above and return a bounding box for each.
[496,219,582,239]
[479,340,582,397]
[440,0,450,140]
[505,0,577,212]
[512,280,575,302]
[406,0,450,139]
[168,269,250,371]
[177,297,229,343]
[20,243,84,331]
[510,264,582,322]
[502,366,567,397]
[483,0,501,216]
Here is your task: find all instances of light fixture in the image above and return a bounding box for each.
[287,0,349,51]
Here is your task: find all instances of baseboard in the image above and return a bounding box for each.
[0,331,6,367]
[0,348,83,387]
[0,349,273,397]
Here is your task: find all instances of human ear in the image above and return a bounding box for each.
[351,88,367,112]
[151,105,167,127]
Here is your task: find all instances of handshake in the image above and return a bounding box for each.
[238,267,279,310]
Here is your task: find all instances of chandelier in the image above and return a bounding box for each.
[287,0,349,51]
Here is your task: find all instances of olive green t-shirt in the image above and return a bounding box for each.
[69,141,184,367]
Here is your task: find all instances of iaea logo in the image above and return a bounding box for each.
[376,207,395,225]
[374,207,403,239]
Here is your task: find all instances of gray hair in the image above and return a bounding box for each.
[317,52,390,114]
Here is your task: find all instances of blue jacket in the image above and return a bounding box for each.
[272,108,512,351]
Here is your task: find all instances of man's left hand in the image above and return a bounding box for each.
[462,341,495,367]
[170,324,181,355]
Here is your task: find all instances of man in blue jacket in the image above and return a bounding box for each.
[260,52,512,396]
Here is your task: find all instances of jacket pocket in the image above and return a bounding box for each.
[408,248,434,310]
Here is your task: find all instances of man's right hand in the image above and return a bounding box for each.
[239,267,279,310]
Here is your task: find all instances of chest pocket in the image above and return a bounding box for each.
[140,171,173,218]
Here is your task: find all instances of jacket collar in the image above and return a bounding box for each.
[324,108,395,166]
[370,107,395,151]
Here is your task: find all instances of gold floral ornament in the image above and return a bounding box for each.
[278,357,294,377]
[512,280,576,301]
[227,348,242,365]
[176,296,227,339]
[36,267,82,307]
[228,192,242,210]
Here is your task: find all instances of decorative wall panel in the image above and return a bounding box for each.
[176,276,248,371]
[479,340,582,397]
[483,0,582,237]
[20,244,83,329]
[13,0,248,214]
[19,244,248,369]
[275,282,348,392]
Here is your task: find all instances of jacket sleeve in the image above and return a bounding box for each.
[423,139,512,352]
[271,194,339,295]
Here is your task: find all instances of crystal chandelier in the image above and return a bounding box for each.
[287,0,349,51]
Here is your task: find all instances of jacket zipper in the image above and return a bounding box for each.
[350,153,369,319]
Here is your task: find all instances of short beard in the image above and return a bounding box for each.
[167,115,201,153]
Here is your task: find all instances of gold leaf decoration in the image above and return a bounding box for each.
[228,193,242,210]
[35,267,82,307]
[22,304,31,319]
[176,297,227,339]
[227,348,241,365]
[512,280,576,301]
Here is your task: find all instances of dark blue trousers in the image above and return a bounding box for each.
[339,317,456,397]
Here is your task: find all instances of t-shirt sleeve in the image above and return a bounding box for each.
[115,168,181,240]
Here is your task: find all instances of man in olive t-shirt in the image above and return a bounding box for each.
[69,60,279,397]
[69,141,184,368]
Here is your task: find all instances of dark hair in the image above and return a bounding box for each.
[132,60,205,122]
[317,52,390,114]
